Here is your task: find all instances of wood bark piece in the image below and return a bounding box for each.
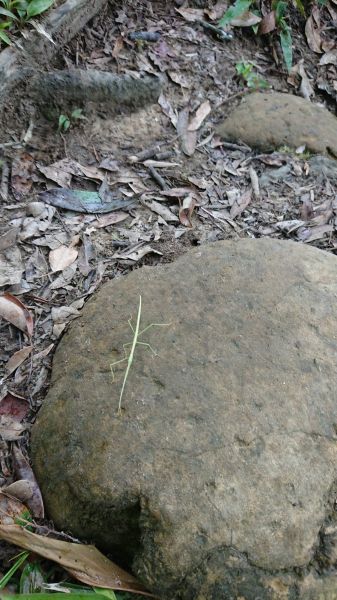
[0,0,162,129]
[29,70,162,109]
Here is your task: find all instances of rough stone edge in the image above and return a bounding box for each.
[0,0,107,119]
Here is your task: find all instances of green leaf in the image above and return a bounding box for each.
[20,563,45,594]
[0,6,17,18]
[274,0,287,23]
[71,108,84,119]
[0,552,29,589]
[280,22,292,72]
[0,593,110,600]
[0,28,11,43]
[58,114,70,131]
[26,0,54,18]
[218,0,254,27]
[293,0,306,16]
[94,588,117,600]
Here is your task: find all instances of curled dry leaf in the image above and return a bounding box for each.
[49,245,78,273]
[6,346,33,376]
[177,107,197,157]
[11,153,35,200]
[230,10,261,27]
[259,11,276,35]
[0,293,34,337]
[0,492,31,526]
[0,392,29,421]
[305,14,322,53]
[2,480,36,505]
[91,212,128,228]
[0,417,26,441]
[175,7,205,22]
[0,524,154,596]
[179,194,196,227]
[188,101,211,131]
[12,445,44,519]
[230,189,252,219]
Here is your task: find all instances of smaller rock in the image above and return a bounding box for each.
[217,92,337,157]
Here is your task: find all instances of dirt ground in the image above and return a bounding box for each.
[1,0,337,592]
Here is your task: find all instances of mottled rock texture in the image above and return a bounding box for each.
[32,239,337,599]
[217,91,337,156]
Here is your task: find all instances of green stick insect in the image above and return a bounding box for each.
[110,295,170,415]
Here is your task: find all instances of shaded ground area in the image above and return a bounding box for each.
[2,0,337,594]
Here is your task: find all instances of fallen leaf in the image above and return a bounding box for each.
[0,524,153,595]
[188,101,211,131]
[319,50,337,66]
[142,199,179,222]
[175,7,205,22]
[3,480,36,505]
[113,244,162,261]
[91,212,129,228]
[230,10,261,26]
[305,14,322,53]
[49,245,78,273]
[0,228,18,251]
[168,71,190,88]
[6,346,33,376]
[37,162,72,187]
[230,189,252,219]
[0,293,34,337]
[0,246,24,287]
[298,224,333,242]
[0,392,29,421]
[12,445,44,519]
[158,93,178,128]
[179,195,196,227]
[40,189,136,214]
[177,107,197,157]
[11,153,35,200]
[99,157,120,172]
[0,492,31,526]
[0,416,26,441]
[259,11,276,34]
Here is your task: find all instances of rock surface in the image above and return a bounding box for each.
[217,91,337,156]
[32,239,337,599]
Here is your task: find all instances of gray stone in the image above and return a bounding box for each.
[217,92,337,157]
[31,239,337,599]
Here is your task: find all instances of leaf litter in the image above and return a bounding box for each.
[1,0,337,595]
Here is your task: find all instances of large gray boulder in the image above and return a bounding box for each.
[217,92,337,156]
[32,239,337,599]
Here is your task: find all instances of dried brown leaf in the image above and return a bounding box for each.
[49,245,78,273]
[0,524,154,596]
[188,101,211,131]
[305,14,322,53]
[179,195,196,227]
[175,7,205,22]
[12,445,44,519]
[259,11,276,34]
[0,392,29,421]
[0,492,30,525]
[0,293,34,337]
[230,189,252,219]
[177,107,197,157]
[230,10,261,26]
[11,153,35,200]
[0,416,26,441]
[6,346,33,376]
